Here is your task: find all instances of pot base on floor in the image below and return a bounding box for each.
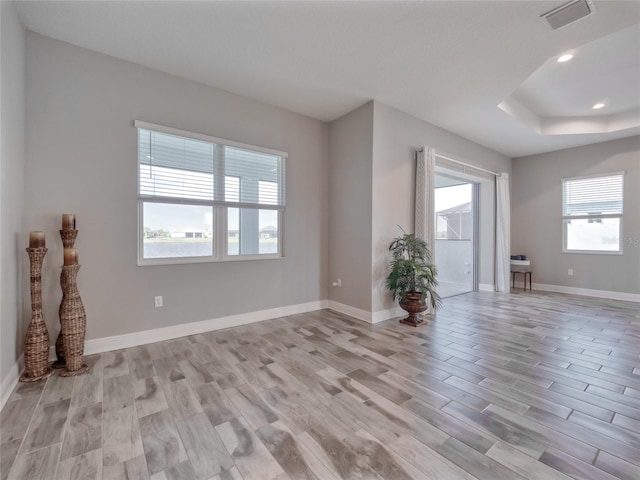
[399,316,425,327]
[399,292,428,327]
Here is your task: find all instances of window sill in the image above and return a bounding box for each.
[562,249,623,255]
[137,254,284,267]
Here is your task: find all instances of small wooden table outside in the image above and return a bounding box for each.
[511,265,532,291]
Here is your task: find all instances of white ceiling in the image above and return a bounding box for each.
[500,23,640,136]
[14,0,640,158]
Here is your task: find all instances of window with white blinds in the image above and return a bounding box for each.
[136,121,287,265]
[561,172,624,254]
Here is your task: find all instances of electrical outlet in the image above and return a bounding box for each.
[568,269,574,276]
[154,296,163,308]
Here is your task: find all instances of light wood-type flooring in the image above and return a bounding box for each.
[1,290,639,480]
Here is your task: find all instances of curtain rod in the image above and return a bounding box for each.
[435,153,499,177]
[418,148,499,176]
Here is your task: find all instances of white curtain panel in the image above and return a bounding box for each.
[415,147,436,313]
[495,172,511,292]
[414,147,435,248]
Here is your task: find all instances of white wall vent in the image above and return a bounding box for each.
[541,0,596,30]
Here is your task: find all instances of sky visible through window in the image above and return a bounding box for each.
[435,183,472,238]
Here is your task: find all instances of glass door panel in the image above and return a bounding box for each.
[435,180,476,298]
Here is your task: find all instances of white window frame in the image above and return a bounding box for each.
[561,171,624,255]
[136,121,287,266]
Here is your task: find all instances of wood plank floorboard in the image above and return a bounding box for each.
[1,290,639,479]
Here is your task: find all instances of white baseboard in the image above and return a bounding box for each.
[81,300,329,355]
[532,283,640,303]
[372,306,404,324]
[328,301,406,324]
[2,300,327,408]
[327,300,372,323]
[479,283,495,292]
[5,284,635,409]
[1,354,24,410]
[476,281,637,302]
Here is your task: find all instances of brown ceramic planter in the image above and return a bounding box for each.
[399,292,427,327]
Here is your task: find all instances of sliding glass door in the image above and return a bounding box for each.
[434,176,478,297]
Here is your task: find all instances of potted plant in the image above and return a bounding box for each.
[386,229,441,326]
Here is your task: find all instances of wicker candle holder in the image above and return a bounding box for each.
[20,248,54,382]
[59,229,78,248]
[58,264,88,376]
[52,331,66,369]
[53,228,78,369]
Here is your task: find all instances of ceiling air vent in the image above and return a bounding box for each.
[541,0,596,30]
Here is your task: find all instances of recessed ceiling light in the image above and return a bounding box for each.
[557,54,573,63]
[592,103,605,109]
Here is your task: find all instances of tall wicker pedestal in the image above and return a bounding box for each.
[20,248,54,383]
[53,228,78,370]
[58,264,88,376]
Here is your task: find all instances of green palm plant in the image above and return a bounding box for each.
[386,230,441,311]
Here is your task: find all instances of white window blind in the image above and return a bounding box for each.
[137,124,286,209]
[562,174,623,217]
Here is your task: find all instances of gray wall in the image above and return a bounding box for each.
[1,1,26,392]
[328,102,374,311]
[512,136,640,294]
[371,102,511,312]
[24,33,329,343]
